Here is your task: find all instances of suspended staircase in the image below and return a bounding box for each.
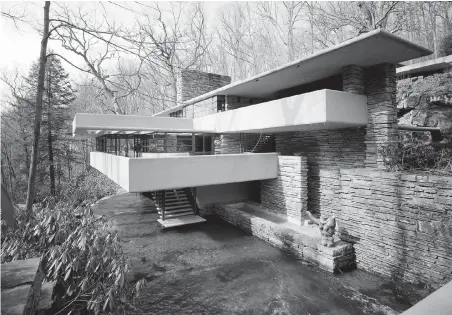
[144,188,206,228]
[242,133,275,153]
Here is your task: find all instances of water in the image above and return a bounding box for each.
[94,193,429,315]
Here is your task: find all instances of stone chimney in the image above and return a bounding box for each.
[176,69,231,105]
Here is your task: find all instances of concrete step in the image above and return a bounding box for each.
[156,203,192,211]
[160,211,194,219]
[165,196,188,202]
[165,203,192,210]
[158,215,206,228]
[158,208,193,215]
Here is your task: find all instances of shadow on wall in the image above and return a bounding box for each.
[260,156,308,224]
[289,138,321,215]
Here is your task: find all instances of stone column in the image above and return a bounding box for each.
[364,63,398,168]
[260,156,308,225]
[166,134,178,153]
[342,65,365,95]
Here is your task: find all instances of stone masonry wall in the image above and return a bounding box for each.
[275,128,366,214]
[214,203,355,273]
[176,70,231,104]
[342,65,365,95]
[337,169,452,287]
[364,63,399,168]
[214,134,242,154]
[166,134,177,153]
[261,156,308,224]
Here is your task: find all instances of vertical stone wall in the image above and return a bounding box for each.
[318,168,342,218]
[364,63,399,168]
[214,134,242,154]
[275,128,366,214]
[166,134,177,153]
[260,156,308,224]
[338,169,452,287]
[342,65,365,95]
[176,70,231,104]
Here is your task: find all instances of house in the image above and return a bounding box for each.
[72,29,432,228]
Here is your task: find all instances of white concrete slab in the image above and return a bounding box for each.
[90,152,279,192]
[397,55,452,78]
[193,89,367,133]
[154,28,431,116]
[72,113,215,137]
[158,215,206,228]
[74,90,366,136]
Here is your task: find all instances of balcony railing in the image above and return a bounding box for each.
[95,132,215,157]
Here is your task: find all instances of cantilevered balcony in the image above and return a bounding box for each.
[193,89,368,133]
[90,151,278,192]
[73,89,367,136]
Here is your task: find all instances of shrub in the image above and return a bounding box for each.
[1,202,145,314]
[58,167,122,208]
[379,138,452,174]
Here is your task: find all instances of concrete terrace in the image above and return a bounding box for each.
[92,193,430,315]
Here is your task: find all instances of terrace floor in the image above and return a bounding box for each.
[93,193,430,315]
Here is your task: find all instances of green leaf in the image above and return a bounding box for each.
[64,268,71,281]
[103,298,109,312]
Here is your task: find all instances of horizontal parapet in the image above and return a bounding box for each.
[90,152,278,192]
[193,89,367,133]
[74,90,366,136]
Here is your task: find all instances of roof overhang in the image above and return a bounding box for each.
[72,113,216,137]
[154,29,432,117]
[73,90,368,137]
[396,55,452,78]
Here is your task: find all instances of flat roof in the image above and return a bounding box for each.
[396,55,452,77]
[155,29,432,117]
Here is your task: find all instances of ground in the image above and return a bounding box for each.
[93,193,429,315]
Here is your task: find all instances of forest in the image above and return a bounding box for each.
[1,1,452,314]
[2,1,452,204]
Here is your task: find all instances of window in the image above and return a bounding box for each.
[217,95,226,112]
[169,109,183,117]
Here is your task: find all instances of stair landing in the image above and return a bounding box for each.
[158,215,206,228]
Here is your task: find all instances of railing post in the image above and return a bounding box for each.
[115,135,118,155]
[192,133,195,154]
[193,187,197,215]
[164,133,168,153]
[162,190,166,221]
[211,134,214,155]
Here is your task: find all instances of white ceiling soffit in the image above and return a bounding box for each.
[186,29,432,101]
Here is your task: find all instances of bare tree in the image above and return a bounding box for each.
[256,2,305,62]
[24,1,51,214]
[128,2,211,107]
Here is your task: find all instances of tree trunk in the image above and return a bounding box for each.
[47,116,56,196]
[47,63,56,196]
[25,1,51,214]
